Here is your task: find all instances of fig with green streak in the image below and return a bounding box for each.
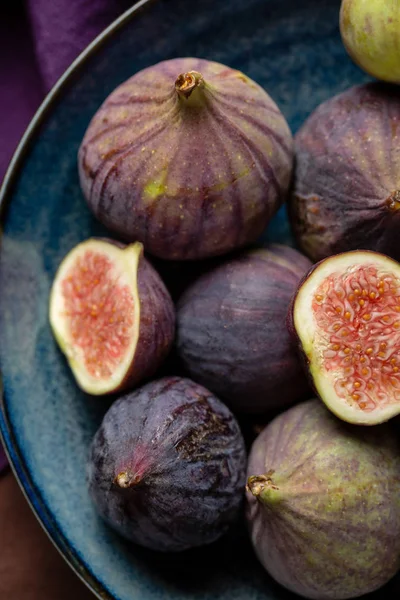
[246,400,400,599]
[290,83,400,262]
[340,0,400,84]
[78,58,293,260]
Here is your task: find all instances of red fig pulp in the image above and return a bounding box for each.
[290,250,400,424]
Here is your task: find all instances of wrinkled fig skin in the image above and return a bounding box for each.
[78,57,294,260]
[176,245,312,414]
[246,400,400,600]
[290,83,400,262]
[88,377,247,552]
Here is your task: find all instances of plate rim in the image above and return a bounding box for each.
[0,2,154,599]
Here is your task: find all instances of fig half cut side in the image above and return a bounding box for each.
[290,250,400,425]
[49,239,175,395]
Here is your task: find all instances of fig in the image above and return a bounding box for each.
[290,83,400,262]
[289,250,400,425]
[78,57,294,260]
[176,245,312,414]
[88,376,246,552]
[49,239,174,395]
[246,399,400,600]
[340,0,400,84]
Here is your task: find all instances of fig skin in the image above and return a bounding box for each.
[124,244,175,390]
[49,239,175,395]
[87,376,247,552]
[78,57,294,260]
[246,400,400,600]
[340,0,400,84]
[290,83,400,263]
[176,245,312,414]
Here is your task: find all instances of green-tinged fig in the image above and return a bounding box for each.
[88,376,246,552]
[340,0,400,83]
[177,245,312,414]
[289,250,400,425]
[290,83,400,262]
[246,399,400,600]
[78,58,293,260]
[49,239,174,395]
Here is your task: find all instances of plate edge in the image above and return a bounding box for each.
[0,0,155,218]
[0,1,156,599]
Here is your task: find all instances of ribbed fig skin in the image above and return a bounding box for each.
[78,57,294,260]
[176,245,312,414]
[246,400,400,600]
[290,83,400,262]
[121,250,175,391]
[88,377,246,552]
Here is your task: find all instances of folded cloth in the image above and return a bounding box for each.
[0,0,133,474]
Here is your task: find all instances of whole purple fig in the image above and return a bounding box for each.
[78,58,293,260]
[246,400,400,600]
[290,83,400,262]
[176,245,312,414]
[88,377,246,552]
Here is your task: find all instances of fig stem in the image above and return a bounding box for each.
[115,471,142,489]
[246,471,283,506]
[387,190,400,211]
[175,71,204,99]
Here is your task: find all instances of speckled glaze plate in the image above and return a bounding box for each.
[2,0,393,599]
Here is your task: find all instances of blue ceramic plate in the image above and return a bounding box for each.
[2,0,395,599]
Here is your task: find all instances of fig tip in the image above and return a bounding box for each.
[175,70,204,99]
[115,471,142,489]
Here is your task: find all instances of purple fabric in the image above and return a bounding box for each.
[0,0,134,473]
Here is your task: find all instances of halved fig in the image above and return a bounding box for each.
[49,239,175,395]
[290,250,400,425]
